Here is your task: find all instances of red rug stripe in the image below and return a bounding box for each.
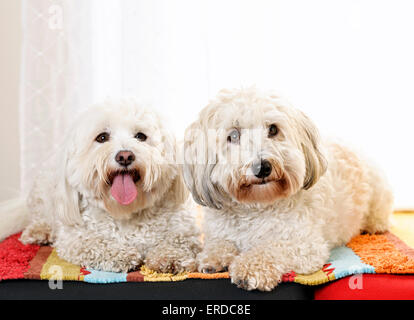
[315,274,414,300]
[0,233,40,281]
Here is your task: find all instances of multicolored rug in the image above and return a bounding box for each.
[1,213,413,285]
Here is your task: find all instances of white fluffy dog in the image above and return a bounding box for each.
[183,88,393,291]
[1,99,200,273]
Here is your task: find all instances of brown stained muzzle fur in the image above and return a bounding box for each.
[228,160,293,203]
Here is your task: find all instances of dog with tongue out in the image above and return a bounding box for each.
[17,99,201,273]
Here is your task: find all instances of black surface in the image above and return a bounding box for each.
[0,278,314,300]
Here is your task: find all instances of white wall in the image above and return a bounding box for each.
[0,0,21,201]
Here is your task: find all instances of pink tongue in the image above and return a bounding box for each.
[110,174,138,205]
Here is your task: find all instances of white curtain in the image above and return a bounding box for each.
[21,0,414,208]
[20,0,94,195]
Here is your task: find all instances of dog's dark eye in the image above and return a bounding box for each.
[135,132,147,141]
[227,129,240,144]
[268,124,278,137]
[95,132,110,143]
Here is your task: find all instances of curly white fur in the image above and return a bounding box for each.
[5,99,200,273]
[183,88,393,291]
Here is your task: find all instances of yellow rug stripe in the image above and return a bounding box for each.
[188,272,230,279]
[140,265,188,282]
[294,269,336,285]
[40,249,83,281]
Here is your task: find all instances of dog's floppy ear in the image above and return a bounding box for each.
[182,121,223,209]
[160,131,189,206]
[296,110,328,190]
[168,169,189,206]
[54,140,83,226]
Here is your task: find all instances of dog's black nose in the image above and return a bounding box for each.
[115,150,135,167]
[252,159,272,179]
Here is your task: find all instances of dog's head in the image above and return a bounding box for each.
[56,99,187,225]
[183,88,327,209]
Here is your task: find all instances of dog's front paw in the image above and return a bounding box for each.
[116,248,143,272]
[20,222,52,245]
[197,252,232,274]
[197,241,239,274]
[229,253,282,291]
[84,248,143,273]
[145,245,197,274]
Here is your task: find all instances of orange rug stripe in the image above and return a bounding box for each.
[126,270,145,282]
[23,246,53,280]
[347,233,414,274]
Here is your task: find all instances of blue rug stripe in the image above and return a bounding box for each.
[328,246,375,280]
[83,269,128,283]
